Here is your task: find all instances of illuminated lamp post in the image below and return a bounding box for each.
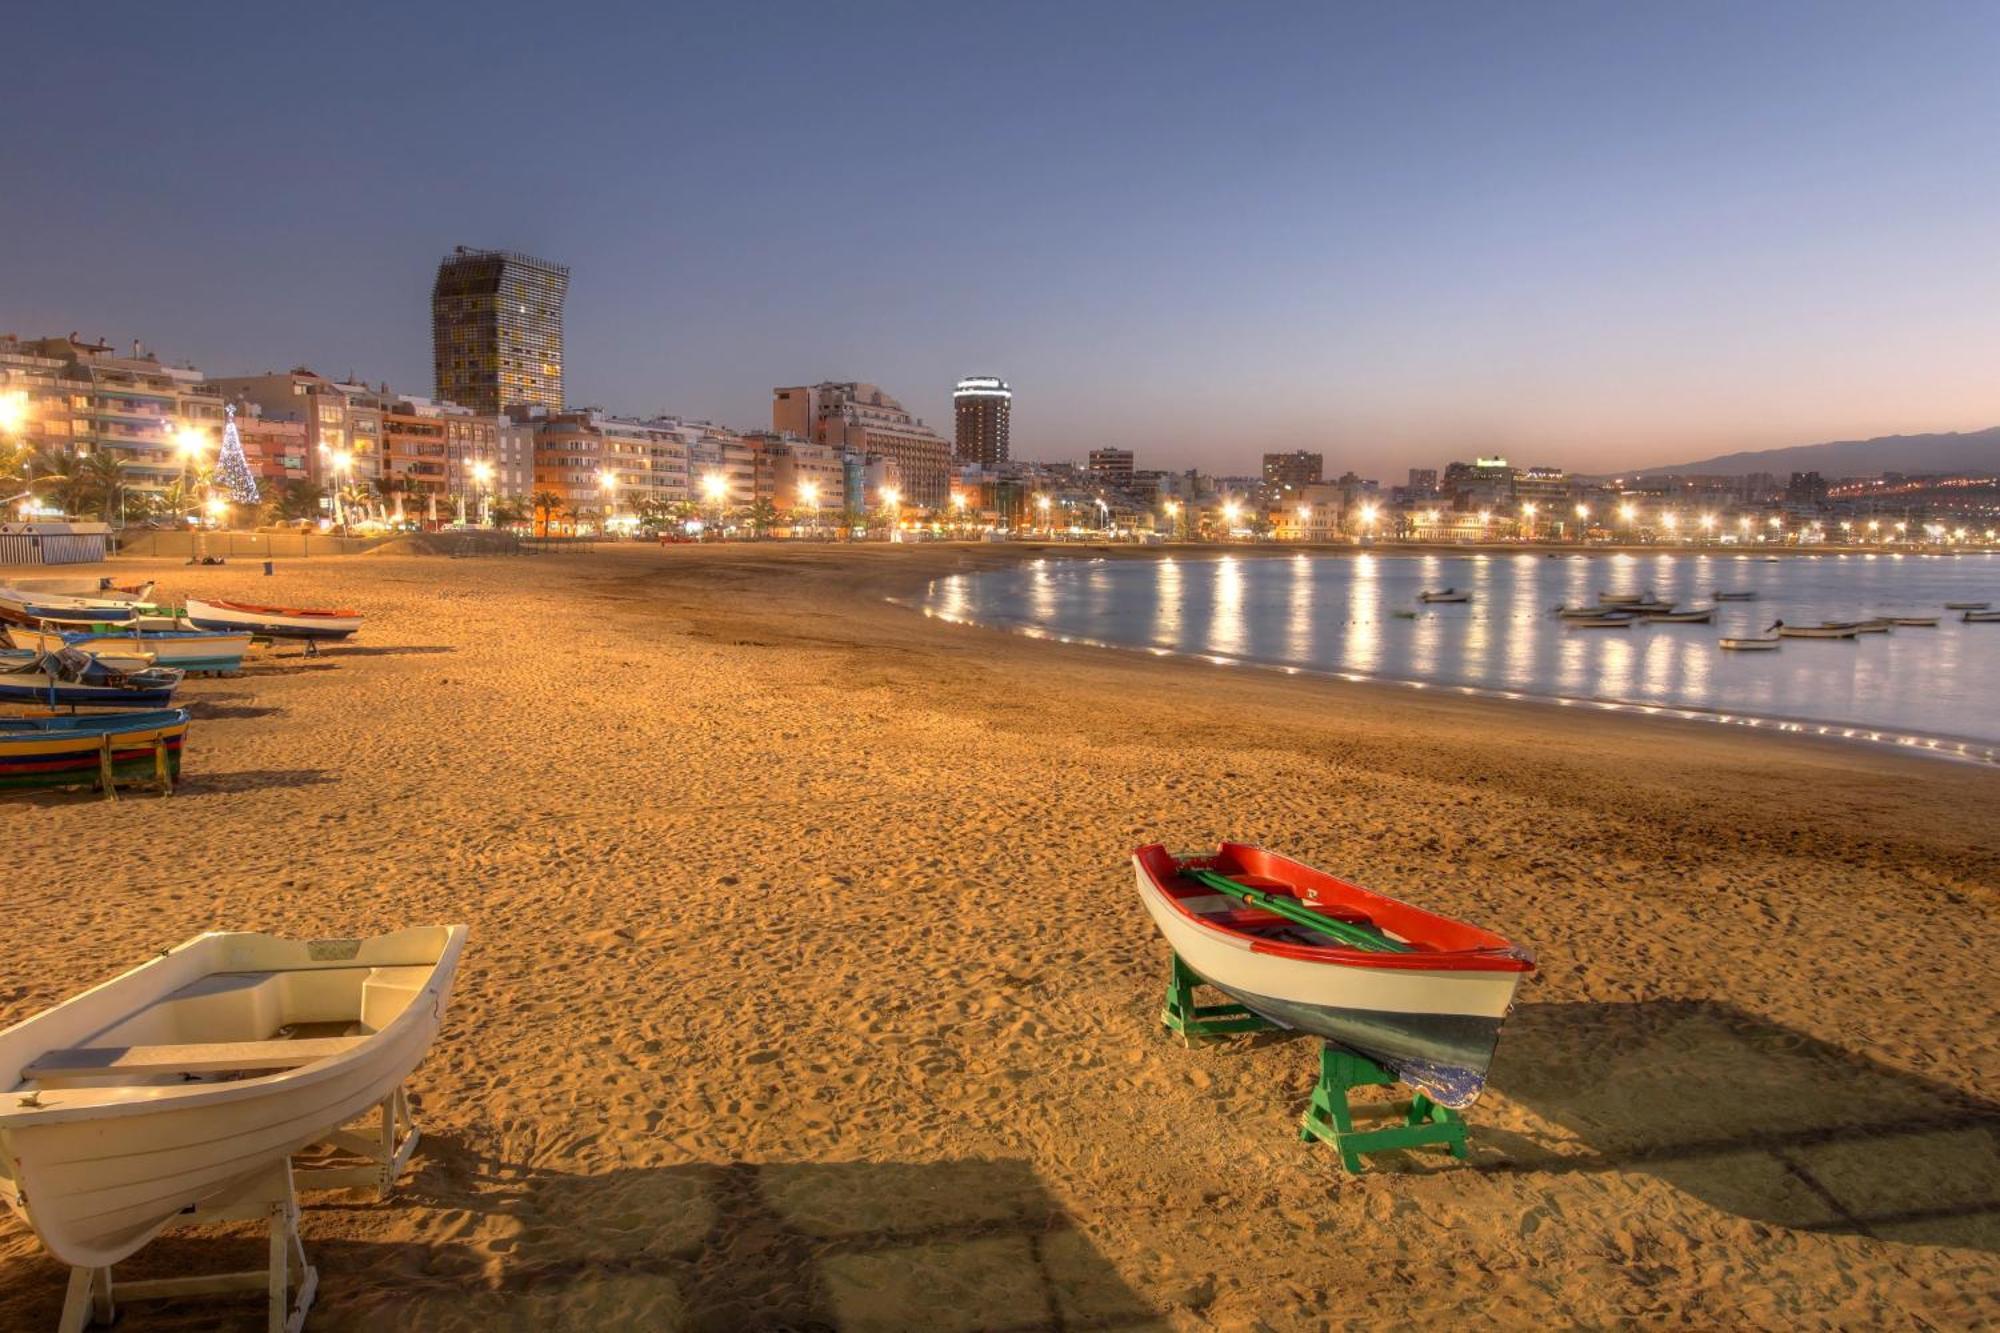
[702,472,729,538]
[881,486,901,541]
[1035,492,1052,536]
[798,479,821,539]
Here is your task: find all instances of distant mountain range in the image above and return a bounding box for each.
[1634,426,2000,479]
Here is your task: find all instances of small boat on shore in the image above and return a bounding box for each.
[1645,608,1713,623]
[1719,636,1780,651]
[1713,589,1757,601]
[6,625,254,674]
[1944,601,1990,611]
[0,585,139,628]
[0,709,189,794]
[0,925,468,1269]
[184,597,362,641]
[1133,844,1533,1109]
[1417,588,1468,604]
[0,648,183,708]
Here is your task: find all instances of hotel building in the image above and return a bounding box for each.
[773,382,951,508]
[952,376,1011,467]
[432,247,569,416]
[1087,447,1135,490]
[206,369,385,488]
[1263,450,1323,498]
[4,335,225,495]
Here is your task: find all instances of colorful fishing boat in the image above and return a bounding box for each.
[0,710,189,793]
[5,625,253,674]
[1133,843,1534,1108]
[0,585,139,628]
[183,597,362,641]
[0,648,183,708]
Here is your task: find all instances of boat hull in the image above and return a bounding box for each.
[0,927,466,1269]
[184,597,360,641]
[0,711,187,792]
[1133,848,1531,1108]
[6,626,252,672]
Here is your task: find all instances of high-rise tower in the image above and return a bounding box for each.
[431,246,569,415]
[952,376,1011,467]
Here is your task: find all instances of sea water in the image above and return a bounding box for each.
[918,550,2000,762]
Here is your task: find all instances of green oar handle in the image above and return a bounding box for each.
[1189,869,1412,954]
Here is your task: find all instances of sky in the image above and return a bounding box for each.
[2,1,1997,478]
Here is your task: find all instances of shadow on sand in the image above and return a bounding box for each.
[23,1153,1163,1332]
[179,768,338,796]
[1487,999,2000,1250]
[324,646,457,658]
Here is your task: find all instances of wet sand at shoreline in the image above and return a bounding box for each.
[3,543,1996,1330]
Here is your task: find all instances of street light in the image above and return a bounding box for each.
[881,486,901,540]
[0,390,26,435]
[798,479,821,538]
[1035,492,1052,535]
[1162,498,1181,539]
[1222,499,1243,533]
[470,460,495,526]
[1297,504,1312,540]
[599,468,617,533]
[329,449,353,529]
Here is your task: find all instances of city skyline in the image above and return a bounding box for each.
[3,3,1997,478]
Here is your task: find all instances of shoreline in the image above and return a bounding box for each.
[895,562,2000,769]
[4,544,1996,1329]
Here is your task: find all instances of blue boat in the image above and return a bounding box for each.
[0,709,190,792]
[4,625,252,674]
[0,648,183,708]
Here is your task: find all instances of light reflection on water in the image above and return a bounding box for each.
[921,553,2000,753]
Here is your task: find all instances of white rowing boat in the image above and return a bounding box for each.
[1719,636,1780,651]
[0,925,466,1271]
[183,597,362,641]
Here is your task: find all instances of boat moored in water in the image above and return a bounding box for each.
[0,925,468,1269]
[1719,636,1781,650]
[1567,615,1634,628]
[1133,843,1533,1109]
[1416,588,1469,604]
[1965,610,2000,623]
[1713,590,1757,601]
[1645,608,1713,623]
[1777,623,1859,639]
[1944,601,1990,611]
[1888,616,1940,627]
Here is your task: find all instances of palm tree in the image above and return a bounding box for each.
[266,479,324,524]
[746,498,779,537]
[531,489,563,537]
[77,450,129,523]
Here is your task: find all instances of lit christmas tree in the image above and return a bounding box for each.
[214,403,260,505]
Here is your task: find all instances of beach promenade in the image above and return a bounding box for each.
[4,544,1996,1330]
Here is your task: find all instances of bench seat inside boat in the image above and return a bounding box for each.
[25,1035,365,1078]
[23,965,431,1084]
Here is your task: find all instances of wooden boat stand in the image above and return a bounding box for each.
[1297,1043,1468,1173]
[94,733,175,801]
[55,1087,416,1331]
[1161,954,1470,1173]
[58,1160,316,1333]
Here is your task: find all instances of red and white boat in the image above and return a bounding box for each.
[184,596,362,641]
[1133,842,1535,1108]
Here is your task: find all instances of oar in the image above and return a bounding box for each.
[1187,869,1412,953]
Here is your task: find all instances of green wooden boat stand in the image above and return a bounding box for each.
[1161,953,1470,1173]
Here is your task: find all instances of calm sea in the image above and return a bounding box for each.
[918,551,2000,762]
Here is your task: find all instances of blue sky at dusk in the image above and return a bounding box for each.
[3,1,1996,477]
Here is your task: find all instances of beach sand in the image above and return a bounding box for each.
[3,543,1996,1330]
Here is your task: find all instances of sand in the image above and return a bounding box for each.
[2,542,1996,1331]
